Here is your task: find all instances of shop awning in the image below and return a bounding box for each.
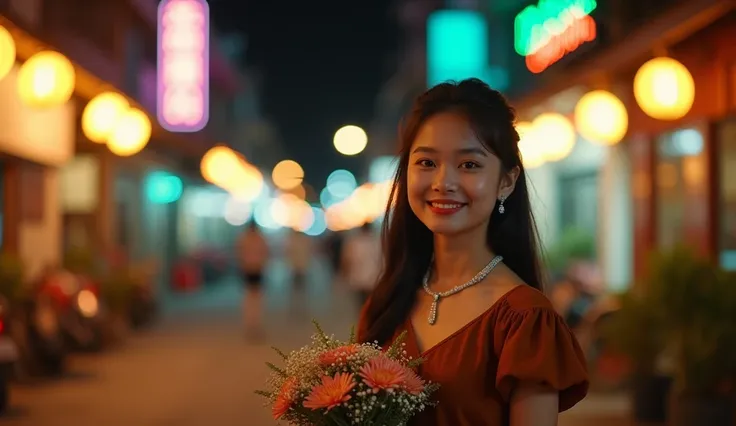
[513,0,736,111]
[0,14,214,162]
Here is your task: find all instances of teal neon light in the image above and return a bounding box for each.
[514,0,597,56]
[427,10,488,86]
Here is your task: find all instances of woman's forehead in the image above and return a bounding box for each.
[411,113,487,154]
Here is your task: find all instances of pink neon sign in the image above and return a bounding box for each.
[157,0,210,133]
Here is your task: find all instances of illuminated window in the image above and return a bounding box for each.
[655,128,705,250]
[718,119,736,270]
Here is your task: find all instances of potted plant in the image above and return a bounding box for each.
[0,252,24,303]
[98,267,136,344]
[648,248,736,426]
[602,290,671,423]
[545,226,596,277]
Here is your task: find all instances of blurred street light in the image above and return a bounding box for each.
[574,90,628,146]
[272,159,304,190]
[516,121,546,169]
[17,51,76,108]
[333,125,368,156]
[532,113,575,162]
[82,92,130,144]
[0,26,15,82]
[107,108,151,156]
[634,57,694,121]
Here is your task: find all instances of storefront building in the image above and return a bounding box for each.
[509,0,736,286]
[0,61,75,280]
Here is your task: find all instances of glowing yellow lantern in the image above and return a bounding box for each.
[272,160,304,190]
[574,90,628,145]
[532,113,576,162]
[230,163,264,202]
[200,146,242,187]
[17,51,76,108]
[633,57,694,121]
[0,26,16,82]
[516,121,546,169]
[107,108,151,156]
[82,92,130,143]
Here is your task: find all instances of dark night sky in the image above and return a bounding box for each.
[210,0,400,188]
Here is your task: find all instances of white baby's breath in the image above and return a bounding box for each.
[256,322,440,426]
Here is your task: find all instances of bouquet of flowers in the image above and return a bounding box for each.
[256,321,440,425]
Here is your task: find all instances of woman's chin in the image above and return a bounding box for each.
[425,222,470,236]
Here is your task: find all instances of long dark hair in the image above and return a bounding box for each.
[360,79,546,345]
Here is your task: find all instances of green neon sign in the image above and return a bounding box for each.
[514,0,597,56]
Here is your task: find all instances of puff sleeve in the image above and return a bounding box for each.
[495,306,589,412]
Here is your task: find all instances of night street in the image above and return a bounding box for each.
[0,267,631,426]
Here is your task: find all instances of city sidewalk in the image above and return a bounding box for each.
[560,392,632,426]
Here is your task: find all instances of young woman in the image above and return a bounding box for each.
[358,79,589,426]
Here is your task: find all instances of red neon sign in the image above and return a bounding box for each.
[157,0,210,133]
[525,14,596,74]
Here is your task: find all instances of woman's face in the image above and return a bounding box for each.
[407,112,515,236]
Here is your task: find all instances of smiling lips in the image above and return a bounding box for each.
[427,199,467,215]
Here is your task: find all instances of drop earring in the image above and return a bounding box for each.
[498,195,506,214]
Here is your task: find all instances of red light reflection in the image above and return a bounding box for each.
[526,14,596,74]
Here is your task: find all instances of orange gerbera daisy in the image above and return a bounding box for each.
[318,344,360,366]
[358,356,406,393]
[272,377,299,420]
[303,372,356,411]
[400,369,425,395]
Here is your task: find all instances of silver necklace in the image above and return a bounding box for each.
[422,255,503,325]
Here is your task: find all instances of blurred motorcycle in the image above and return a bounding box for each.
[0,296,18,413]
[41,270,105,352]
[9,271,68,378]
[65,276,105,351]
[128,260,159,330]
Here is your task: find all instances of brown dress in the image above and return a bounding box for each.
[360,285,589,426]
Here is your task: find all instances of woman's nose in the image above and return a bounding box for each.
[431,166,458,192]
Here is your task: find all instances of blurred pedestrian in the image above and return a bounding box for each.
[285,230,312,317]
[341,224,381,310]
[236,221,270,339]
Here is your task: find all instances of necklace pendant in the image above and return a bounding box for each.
[428,296,439,325]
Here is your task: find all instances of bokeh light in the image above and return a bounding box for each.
[17,50,76,108]
[333,125,368,156]
[326,169,357,199]
[107,108,152,156]
[272,160,304,190]
[0,26,16,82]
[82,92,130,144]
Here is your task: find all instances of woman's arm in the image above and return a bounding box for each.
[510,382,559,426]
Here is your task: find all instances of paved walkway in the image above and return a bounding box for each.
[0,257,632,425]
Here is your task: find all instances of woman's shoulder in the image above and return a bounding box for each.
[500,284,556,313]
[492,285,589,411]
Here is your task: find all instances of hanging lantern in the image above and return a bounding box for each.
[107,108,151,156]
[574,90,628,145]
[272,160,304,190]
[0,26,16,82]
[633,57,694,121]
[200,146,242,186]
[516,121,546,169]
[229,163,264,202]
[17,51,76,108]
[532,113,576,162]
[82,92,130,143]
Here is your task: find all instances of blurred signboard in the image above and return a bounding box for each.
[515,0,598,73]
[428,11,490,86]
[156,0,210,133]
